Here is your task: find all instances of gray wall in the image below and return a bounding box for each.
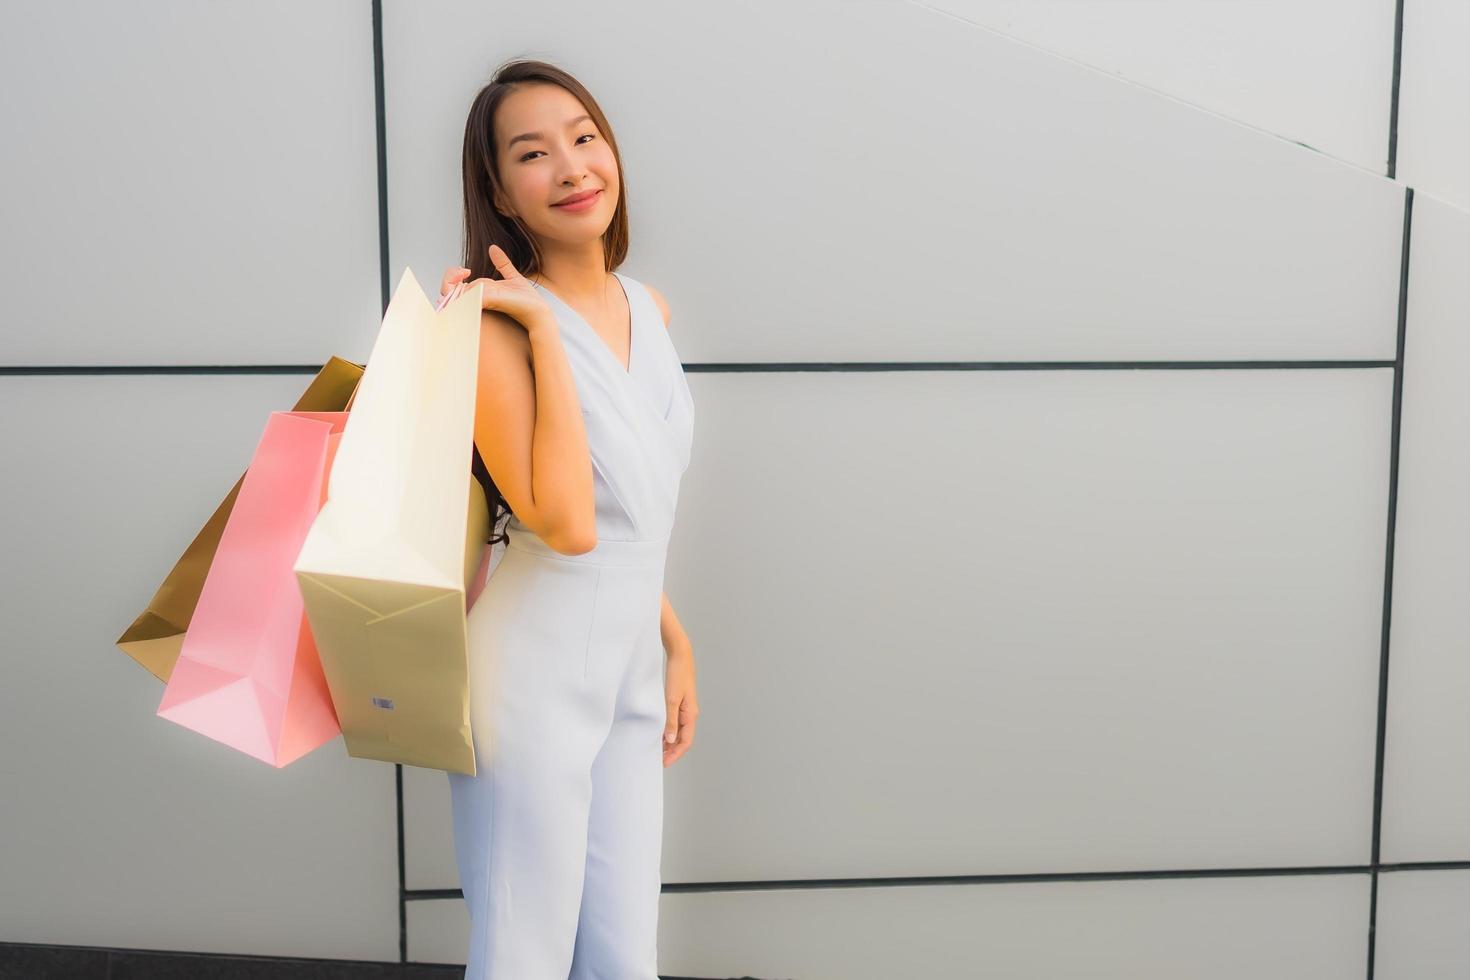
[2,1,1466,977]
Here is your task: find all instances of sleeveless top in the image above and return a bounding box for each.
[502,271,695,544]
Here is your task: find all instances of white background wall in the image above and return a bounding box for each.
[2,1,1466,977]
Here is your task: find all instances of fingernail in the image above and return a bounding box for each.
[665,731,676,743]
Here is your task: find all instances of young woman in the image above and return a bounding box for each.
[437,60,699,979]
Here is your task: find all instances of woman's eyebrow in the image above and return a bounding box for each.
[507,114,593,150]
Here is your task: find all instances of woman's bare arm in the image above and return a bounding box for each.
[472,308,597,554]
[660,590,691,659]
[644,288,689,655]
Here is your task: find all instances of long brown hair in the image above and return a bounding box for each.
[458,59,631,547]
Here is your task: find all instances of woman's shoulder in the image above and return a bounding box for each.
[621,273,671,330]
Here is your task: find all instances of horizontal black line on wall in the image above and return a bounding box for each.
[0,359,1398,376]
[402,857,1470,901]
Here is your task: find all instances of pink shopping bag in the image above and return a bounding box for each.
[157,410,349,767]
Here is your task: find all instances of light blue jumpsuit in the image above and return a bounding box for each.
[447,271,695,979]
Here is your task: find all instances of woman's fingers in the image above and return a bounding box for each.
[455,261,550,331]
[663,701,696,765]
[440,266,470,296]
[464,276,501,295]
[487,242,523,282]
[664,723,693,764]
[460,277,496,307]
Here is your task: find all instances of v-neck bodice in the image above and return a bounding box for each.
[531,273,636,375]
[509,270,695,544]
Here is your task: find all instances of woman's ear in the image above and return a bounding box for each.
[491,189,515,219]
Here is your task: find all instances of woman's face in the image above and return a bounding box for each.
[493,83,619,247]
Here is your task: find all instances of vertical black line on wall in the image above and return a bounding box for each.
[373,0,392,310]
[368,0,408,966]
[1365,185,1413,980]
[1386,0,1404,178]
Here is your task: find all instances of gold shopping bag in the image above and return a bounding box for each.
[115,356,365,682]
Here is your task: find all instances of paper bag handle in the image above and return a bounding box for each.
[342,280,469,413]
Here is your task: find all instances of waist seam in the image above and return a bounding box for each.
[505,529,669,568]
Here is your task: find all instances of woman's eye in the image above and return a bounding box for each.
[519,133,595,163]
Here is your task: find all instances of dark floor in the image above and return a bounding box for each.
[0,942,785,980]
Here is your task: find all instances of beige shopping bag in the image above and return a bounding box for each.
[294,270,489,775]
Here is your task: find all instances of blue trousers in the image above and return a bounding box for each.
[447,529,669,979]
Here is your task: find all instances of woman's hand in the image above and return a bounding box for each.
[439,265,471,300]
[663,647,699,767]
[447,244,556,336]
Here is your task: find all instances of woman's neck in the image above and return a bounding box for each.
[532,245,612,304]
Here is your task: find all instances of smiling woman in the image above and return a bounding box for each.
[440,59,698,980]
[460,74,630,316]
[454,72,628,555]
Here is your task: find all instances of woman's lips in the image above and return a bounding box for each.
[552,189,602,213]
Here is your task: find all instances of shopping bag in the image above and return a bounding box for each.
[115,356,364,682]
[156,410,349,767]
[294,269,489,776]
[441,277,501,618]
